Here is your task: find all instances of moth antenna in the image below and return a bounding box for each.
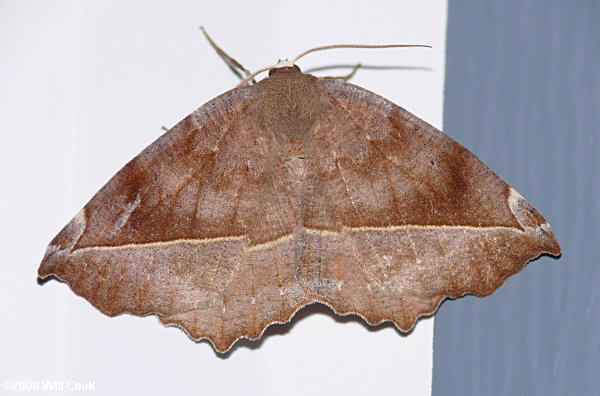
[200,26,256,84]
[291,43,432,64]
[238,43,431,87]
[237,63,282,87]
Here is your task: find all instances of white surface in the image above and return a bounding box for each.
[0,1,446,395]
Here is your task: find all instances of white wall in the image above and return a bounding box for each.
[0,1,446,395]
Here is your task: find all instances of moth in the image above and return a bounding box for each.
[38,30,560,353]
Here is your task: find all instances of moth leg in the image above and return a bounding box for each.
[324,63,362,81]
[200,26,256,84]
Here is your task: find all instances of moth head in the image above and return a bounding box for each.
[268,61,302,76]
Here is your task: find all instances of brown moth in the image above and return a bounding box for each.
[38,36,561,353]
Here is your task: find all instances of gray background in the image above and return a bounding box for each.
[433,1,599,395]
